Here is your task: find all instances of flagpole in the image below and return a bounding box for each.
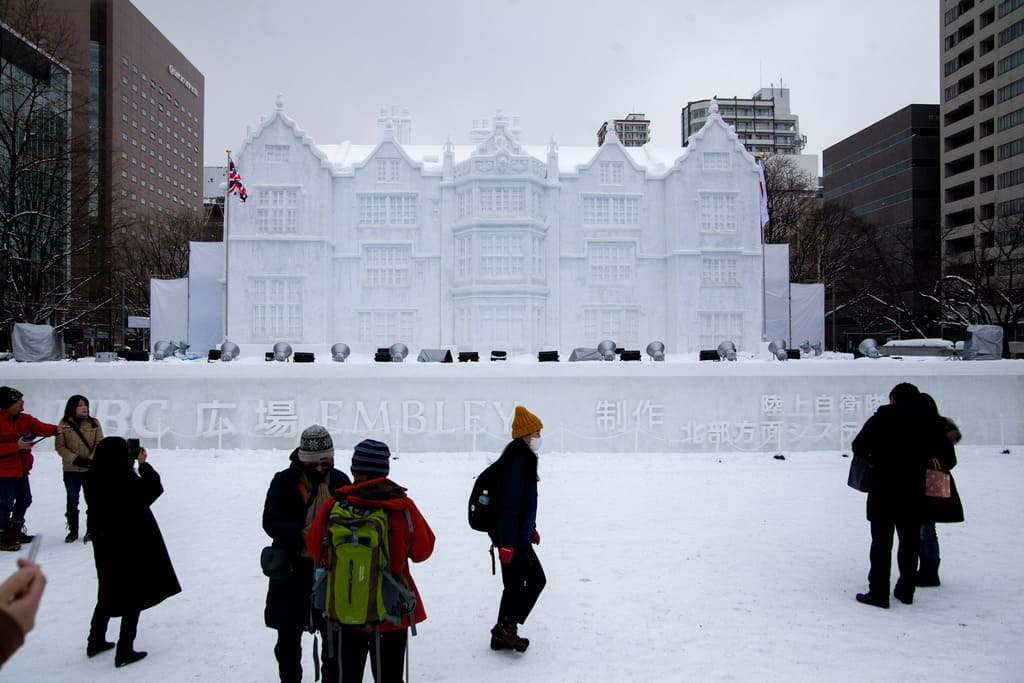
[224,148,231,342]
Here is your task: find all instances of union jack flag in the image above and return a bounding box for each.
[227,157,247,202]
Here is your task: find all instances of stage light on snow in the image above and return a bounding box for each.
[389,343,408,362]
[220,341,240,361]
[273,342,292,362]
[646,341,665,361]
[858,338,881,359]
[597,340,617,361]
[716,341,737,361]
[331,343,351,362]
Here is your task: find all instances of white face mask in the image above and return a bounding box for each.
[528,436,542,453]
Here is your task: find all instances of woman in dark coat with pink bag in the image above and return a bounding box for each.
[84,437,180,667]
[917,393,965,587]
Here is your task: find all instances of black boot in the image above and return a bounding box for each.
[490,620,529,652]
[66,508,80,543]
[916,559,941,587]
[855,591,890,609]
[10,519,33,544]
[0,529,20,552]
[114,611,146,667]
[87,609,114,657]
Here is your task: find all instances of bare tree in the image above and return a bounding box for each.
[111,207,215,317]
[761,153,817,249]
[0,0,103,344]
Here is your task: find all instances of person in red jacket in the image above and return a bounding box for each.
[0,387,65,551]
[306,439,435,683]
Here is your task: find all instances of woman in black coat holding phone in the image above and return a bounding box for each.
[84,437,180,667]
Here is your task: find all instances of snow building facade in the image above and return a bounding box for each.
[225,99,765,354]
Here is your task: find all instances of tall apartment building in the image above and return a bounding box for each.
[940,0,1024,284]
[682,87,806,156]
[823,105,941,343]
[597,113,651,146]
[41,0,204,349]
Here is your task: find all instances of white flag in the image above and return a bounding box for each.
[758,162,770,227]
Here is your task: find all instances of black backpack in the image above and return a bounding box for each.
[468,458,505,533]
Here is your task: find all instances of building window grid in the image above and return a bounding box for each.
[698,312,743,350]
[357,194,417,225]
[455,236,472,279]
[479,234,524,278]
[357,311,415,345]
[256,189,299,233]
[997,166,1024,188]
[363,245,411,287]
[531,236,544,278]
[265,145,289,163]
[703,152,732,171]
[700,193,738,233]
[479,305,525,348]
[583,308,639,344]
[251,278,302,338]
[479,187,526,216]
[376,159,400,183]
[998,77,1024,103]
[599,162,624,185]
[589,243,635,283]
[582,196,640,225]
[702,257,739,286]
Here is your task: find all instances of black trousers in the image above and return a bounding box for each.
[273,616,339,683]
[337,626,408,683]
[498,545,546,626]
[868,517,920,595]
[89,604,140,651]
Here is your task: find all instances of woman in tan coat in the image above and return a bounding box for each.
[54,395,103,543]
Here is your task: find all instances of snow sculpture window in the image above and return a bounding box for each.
[582,196,640,225]
[699,192,737,233]
[698,311,743,349]
[479,186,526,216]
[702,152,731,171]
[480,305,525,348]
[589,242,635,283]
[599,162,624,185]
[357,311,415,345]
[363,245,411,287]
[701,257,739,285]
[251,277,302,338]
[265,145,290,163]
[531,236,545,278]
[455,236,472,279]
[376,159,400,183]
[256,189,299,233]
[357,194,417,225]
[456,191,472,220]
[479,234,524,278]
[583,307,639,345]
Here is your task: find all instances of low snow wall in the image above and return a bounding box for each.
[4,358,1022,453]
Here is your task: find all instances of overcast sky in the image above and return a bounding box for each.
[131,0,939,170]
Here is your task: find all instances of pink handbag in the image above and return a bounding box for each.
[925,458,951,498]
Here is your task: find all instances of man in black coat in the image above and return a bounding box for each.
[851,382,934,608]
[263,425,350,683]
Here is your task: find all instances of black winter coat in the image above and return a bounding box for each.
[85,461,181,616]
[852,402,940,522]
[489,439,538,549]
[262,449,350,631]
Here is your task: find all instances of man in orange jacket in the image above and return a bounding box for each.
[306,439,434,682]
[0,387,66,551]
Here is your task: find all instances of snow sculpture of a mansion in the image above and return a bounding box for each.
[226,99,765,354]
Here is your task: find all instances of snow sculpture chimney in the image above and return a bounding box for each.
[275,93,285,111]
[442,137,454,181]
[547,136,559,181]
[604,119,621,145]
[376,104,412,144]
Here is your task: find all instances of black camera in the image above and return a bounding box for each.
[127,438,141,460]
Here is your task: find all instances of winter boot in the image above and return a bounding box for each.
[855,591,890,609]
[114,611,146,667]
[114,649,147,667]
[916,560,941,587]
[10,519,33,544]
[87,614,115,658]
[0,529,20,552]
[490,621,529,652]
[893,583,914,605]
[66,508,80,543]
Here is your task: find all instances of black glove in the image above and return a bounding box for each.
[72,456,92,468]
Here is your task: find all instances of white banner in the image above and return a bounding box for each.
[150,278,189,354]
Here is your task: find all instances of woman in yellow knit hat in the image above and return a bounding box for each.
[488,405,546,653]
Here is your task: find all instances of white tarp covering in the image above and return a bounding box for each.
[11,323,61,362]
[764,244,790,343]
[790,283,825,349]
[963,324,1004,360]
[149,279,189,354]
[187,241,225,354]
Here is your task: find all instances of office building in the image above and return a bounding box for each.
[682,87,806,157]
[597,113,651,146]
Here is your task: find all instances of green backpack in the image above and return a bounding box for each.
[324,499,417,630]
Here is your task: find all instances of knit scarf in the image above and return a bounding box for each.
[298,471,332,558]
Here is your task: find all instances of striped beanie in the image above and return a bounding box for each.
[352,439,391,477]
[511,405,543,439]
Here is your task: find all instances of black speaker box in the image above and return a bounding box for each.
[699,350,720,361]
[293,352,315,363]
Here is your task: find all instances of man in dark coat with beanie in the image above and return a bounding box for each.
[852,382,935,608]
[263,425,350,683]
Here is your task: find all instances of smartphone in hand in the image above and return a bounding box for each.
[127,438,141,460]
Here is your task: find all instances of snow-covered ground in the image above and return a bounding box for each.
[4,444,1022,681]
